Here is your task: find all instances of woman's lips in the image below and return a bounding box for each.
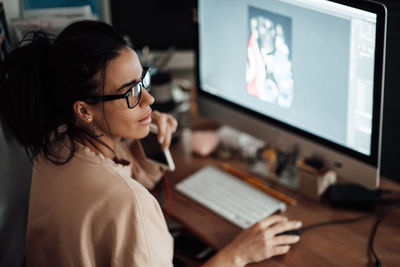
[138,114,152,125]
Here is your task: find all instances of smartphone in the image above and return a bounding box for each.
[140,124,175,171]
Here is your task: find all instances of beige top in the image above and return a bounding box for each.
[26,139,174,267]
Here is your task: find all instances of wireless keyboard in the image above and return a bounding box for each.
[175,165,286,228]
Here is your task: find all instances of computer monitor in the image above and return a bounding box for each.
[197,0,387,188]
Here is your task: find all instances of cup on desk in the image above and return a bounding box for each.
[297,158,337,201]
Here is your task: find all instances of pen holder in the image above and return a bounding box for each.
[297,159,337,201]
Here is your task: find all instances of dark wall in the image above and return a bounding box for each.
[111,0,196,50]
[0,127,31,266]
[376,1,400,183]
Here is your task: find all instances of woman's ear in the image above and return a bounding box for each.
[73,101,94,123]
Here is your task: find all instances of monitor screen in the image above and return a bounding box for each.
[197,0,387,187]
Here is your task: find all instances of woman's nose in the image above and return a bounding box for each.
[140,88,155,107]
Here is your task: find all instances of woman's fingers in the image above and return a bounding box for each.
[162,126,172,149]
[161,115,178,149]
[267,220,302,237]
[257,214,288,229]
[151,111,178,149]
[167,114,178,132]
[269,235,301,247]
[156,117,167,144]
[223,215,302,265]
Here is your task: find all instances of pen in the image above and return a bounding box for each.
[218,162,297,206]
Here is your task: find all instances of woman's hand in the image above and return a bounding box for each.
[203,215,302,267]
[151,111,178,150]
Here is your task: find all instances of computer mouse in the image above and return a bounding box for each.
[275,229,304,236]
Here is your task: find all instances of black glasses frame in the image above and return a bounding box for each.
[84,67,151,109]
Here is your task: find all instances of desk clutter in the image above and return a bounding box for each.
[189,125,337,201]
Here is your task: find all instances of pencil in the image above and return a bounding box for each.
[218,162,297,206]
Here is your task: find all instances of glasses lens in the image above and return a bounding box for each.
[142,70,151,89]
[127,83,142,108]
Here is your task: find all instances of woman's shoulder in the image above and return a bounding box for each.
[30,150,159,232]
[31,139,160,214]
[34,147,136,191]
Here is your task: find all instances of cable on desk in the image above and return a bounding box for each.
[381,188,400,194]
[300,213,375,233]
[275,213,375,237]
[151,180,163,204]
[301,196,399,267]
[163,174,173,219]
[277,203,398,267]
[368,205,393,267]
[151,175,173,218]
[380,189,400,198]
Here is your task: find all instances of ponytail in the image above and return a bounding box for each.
[0,31,53,161]
[0,21,128,164]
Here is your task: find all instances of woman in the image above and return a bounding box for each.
[0,20,301,266]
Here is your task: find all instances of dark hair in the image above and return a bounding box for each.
[0,20,128,164]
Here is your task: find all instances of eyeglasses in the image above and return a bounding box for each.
[84,67,151,109]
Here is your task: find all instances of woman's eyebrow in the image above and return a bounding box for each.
[116,78,138,92]
[115,69,144,92]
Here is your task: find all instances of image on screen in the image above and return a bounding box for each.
[246,6,293,108]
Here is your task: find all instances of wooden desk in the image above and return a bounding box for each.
[165,124,400,267]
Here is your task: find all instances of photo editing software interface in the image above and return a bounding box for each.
[199,0,381,157]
